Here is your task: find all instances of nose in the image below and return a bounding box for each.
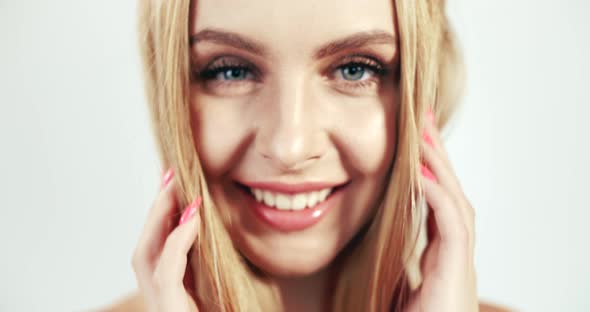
[256,76,323,172]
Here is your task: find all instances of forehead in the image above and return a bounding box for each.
[190,0,396,54]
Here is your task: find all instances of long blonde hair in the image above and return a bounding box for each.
[137,0,463,310]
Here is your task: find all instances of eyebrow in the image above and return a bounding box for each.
[189,29,396,59]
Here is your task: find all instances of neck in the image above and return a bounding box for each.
[273,266,333,312]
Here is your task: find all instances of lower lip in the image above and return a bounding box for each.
[238,184,348,232]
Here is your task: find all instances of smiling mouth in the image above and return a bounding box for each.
[235,182,350,211]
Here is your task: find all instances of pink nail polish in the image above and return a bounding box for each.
[423,131,434,147]
[179,196,202,225]
[161,168,174,188]
[426,108,435,124]
[420,164,437,182]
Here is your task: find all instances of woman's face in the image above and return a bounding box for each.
[190,0,398,276]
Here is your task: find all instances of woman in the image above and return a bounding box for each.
[106,0,509,311]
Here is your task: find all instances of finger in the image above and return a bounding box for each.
[421,138,474,234]
[420,175,471,250]
[132,175,180,279]
[153,197,201,296]
[421,119,473,225]
[420,139,462,194]
[422,112,452,168]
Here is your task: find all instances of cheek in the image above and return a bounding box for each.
[333,99,397,176]
[191,95,253,176]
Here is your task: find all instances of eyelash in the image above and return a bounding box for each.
[192,55,388,92]
[332,58,387,90]
[195,58,259,82]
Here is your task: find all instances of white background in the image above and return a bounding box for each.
[1,1,588,311]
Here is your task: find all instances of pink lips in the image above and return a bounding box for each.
[237,181,349,232]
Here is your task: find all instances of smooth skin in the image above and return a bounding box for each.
[107,0,513,310]
[189,0,399,282]
[101,111,512,312]
[130,176,200,312]
[404,111,479,311]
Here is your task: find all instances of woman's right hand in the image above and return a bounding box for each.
[131,169,202,312]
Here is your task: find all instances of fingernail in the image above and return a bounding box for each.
[426,107,435,124]
[420,164,437,182]
[161,168,174,188]
[179,196,202,225]
[423,131,434,147]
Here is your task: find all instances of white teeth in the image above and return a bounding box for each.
[318,189,330,202]
[307,192,319,208]
[275,194,291,210]
[253,188,263,201]
[292,194,307,210]
[248,187,335,210]
[263,191,275,207]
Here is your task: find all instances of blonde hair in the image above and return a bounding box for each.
[137,0,464,310]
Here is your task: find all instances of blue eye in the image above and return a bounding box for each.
[340,65,368,81]
[200,66,254,81]
[217,67,250,81]
[195,56,257,82]
[335,59,387,83]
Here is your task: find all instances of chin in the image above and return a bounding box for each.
[237,236,340,277]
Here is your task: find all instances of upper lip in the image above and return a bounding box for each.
[237,180,349,194]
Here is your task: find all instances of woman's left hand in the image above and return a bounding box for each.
[404,109,479,312]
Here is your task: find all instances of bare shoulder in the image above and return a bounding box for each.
[97,292,144,312]
[479,301,515,312]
